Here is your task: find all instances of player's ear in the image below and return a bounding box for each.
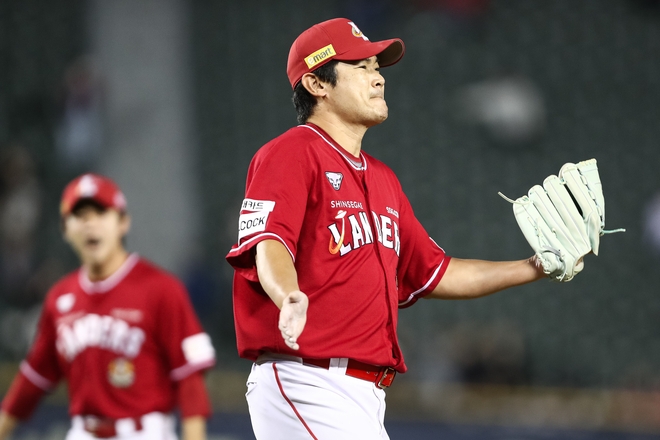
[301,73,329,98]
[61,218,72,243]
[61,215,76,244]
[119,212,131,237]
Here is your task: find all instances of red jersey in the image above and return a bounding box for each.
[16,254,215,418]
[226,124,450,372]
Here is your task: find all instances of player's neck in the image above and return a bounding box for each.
[84,248,130,282]
[306,115,365,158]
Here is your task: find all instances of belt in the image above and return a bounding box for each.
[82,415,143,438]
[302,358,397,389]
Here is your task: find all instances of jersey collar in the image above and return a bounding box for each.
[79,253,140,294]
[300,124,368,171]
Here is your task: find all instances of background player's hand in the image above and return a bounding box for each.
[0,411,18,440]
[278,290,308,350]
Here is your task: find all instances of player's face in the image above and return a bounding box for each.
[63,203,130,268]
[327,57,388,127]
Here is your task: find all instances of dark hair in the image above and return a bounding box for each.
[61,199,128,228]
[292,60,339,124]
[70,199,109,215]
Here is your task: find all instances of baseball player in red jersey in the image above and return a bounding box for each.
[0,174,216,440]
[226,18,547,439]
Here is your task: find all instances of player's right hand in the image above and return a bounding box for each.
[278,290,308,350]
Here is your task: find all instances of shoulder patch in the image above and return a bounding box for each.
[182,333,215,364]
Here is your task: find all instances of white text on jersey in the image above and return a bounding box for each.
[56,314,146,361]
[330,200,364,209]
[386,207,399,218]
[328,211,400,257]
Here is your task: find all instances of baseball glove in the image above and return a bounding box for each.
[499,158,624,282]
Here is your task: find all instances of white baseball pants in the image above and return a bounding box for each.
[246,357,390,440]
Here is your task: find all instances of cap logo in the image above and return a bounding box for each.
[348,22,369,41]
[77,174,98,197]
[305,44,337,69]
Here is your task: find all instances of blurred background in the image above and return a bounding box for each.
[1,0,659,438]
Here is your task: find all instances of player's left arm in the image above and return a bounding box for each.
[395,186,545,303]
[0,411,18,440]
[181,416,206,440]
[156,276,215,439]
[175,367,211,440]
[427,256,545,300]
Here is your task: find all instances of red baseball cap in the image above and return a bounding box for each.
[287,18,405,89]
[60,173,127,216]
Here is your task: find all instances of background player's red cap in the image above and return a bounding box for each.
[287,18,405,89]
[60,173,127,217]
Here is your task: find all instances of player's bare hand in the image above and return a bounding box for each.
[278,290,308,350]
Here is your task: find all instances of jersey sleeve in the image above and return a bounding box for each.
[2,299,62,418]
[156,279,216,381]
[175,371,212,418]
[21,300,62,390]
[396,192,451,308]
[1,372,47,420]
[226,141,313,281]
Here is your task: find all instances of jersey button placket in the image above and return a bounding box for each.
[360,173,399,366]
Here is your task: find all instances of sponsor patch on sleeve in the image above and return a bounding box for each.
[238,198,275,240]
[241,198,275,212]
[238,211,270,240]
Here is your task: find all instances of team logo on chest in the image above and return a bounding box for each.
[56,293,76,313]
[328,210,347,254]
[327,209,400,257]
[325,171,344,191]
[108,357,135,388]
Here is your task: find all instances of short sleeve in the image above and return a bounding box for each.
[22,301,62,390]
[156,280,216,381]
[396,193,451,308]
[226,141,313,281]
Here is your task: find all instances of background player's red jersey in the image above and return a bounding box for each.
[227,124,450,372]
[15,254,215,418]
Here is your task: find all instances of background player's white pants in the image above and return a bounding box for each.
[66,412,177,440]
[246,359,390,440]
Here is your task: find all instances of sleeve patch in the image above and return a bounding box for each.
[238,211,270,240]
[238,199,276,241]
[182,333,215,364]
[241,198,275,212]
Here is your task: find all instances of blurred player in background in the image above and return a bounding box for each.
[0,173,216,440]
[226,18,546,439]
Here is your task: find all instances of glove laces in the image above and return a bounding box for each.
[497,192,626,235]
